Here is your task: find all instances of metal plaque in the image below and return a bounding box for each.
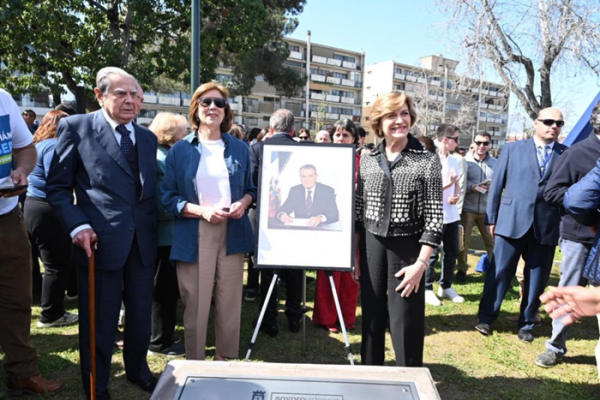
[173,374,419,400]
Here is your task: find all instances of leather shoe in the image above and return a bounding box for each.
[6,374,65,396]
[475,322,491,336]
[87,390,111,400]
[260,322,279,337]
[128,376,158,393]
[518,329,534,343]
[288,319,300,333]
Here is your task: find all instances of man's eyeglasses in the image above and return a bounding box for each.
[197,97,226,109]
[446,136,460,143]
[298,136,310,141]
[537,119,564,128]
[474,141,490,146]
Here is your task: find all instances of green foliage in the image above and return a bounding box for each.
[0,0,306,109]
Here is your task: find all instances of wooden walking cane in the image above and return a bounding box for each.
[89,237,98,400]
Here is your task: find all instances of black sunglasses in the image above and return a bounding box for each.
[537,119,564,128]
[446,136,459,142]
[198,97,226,109]
[474,141,490,146]
[298,136,310,140]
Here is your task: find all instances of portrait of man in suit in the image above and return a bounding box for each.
[46,67,158,399]
[277,164,339,229]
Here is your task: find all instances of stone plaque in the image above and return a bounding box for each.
[174,375,419,400]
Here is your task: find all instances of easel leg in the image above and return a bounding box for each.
[244,272,279,362]
[327,271,355,366]
[302,270,307,357]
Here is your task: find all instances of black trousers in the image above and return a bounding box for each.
[260,268,302,324]
[149,246,180,351]
[360,231,425,367]
[23,196,75,322]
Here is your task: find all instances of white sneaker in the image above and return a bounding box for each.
[438,287,465,303]
[425,290,442,306]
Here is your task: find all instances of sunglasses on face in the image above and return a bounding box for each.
[537,119,564,128]
[474,141,490,146]
[298,136,310,140]
[446,136,459,142]
[198,97,226,109]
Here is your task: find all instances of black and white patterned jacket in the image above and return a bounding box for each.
[355,135,443,247]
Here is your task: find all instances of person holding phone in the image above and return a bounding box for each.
[162,82,255,361]
[456,132,497,281]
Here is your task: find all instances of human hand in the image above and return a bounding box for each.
[352,253,361,283]
[448,195,460,205]
[394,262,425,297]
[73,228,98,258]
[280,213,293,224]
[201,207,229,223]
[307,215,324,227]
[488,225,495,238]
[228,201,246,219]
[541,286,600,326]
[0,170,28,198]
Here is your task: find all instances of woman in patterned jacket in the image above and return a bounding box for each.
[355,91,443,367]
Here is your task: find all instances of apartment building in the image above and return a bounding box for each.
[363,56,509,147]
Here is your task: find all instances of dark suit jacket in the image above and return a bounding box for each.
[251,132,297,187]
[46,111,158,270]
[278,182,339,224]
[486,137,566,246]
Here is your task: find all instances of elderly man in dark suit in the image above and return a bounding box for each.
[476,107,566,343]
[277,164,339,228]
[250,109,304,337]
[47,67,158,399]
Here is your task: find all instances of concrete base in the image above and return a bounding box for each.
[151,360,440,399]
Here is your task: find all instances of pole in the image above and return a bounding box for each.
[191,0,201,94]
[442,64,448,121]
[89,238,98,400]
[305,31,311,130]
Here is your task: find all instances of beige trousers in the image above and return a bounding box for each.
[457,212,495,273]
[177,219,244,360]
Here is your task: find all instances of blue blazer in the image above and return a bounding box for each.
[486,138,566,246]
[46,111,158,270]
[161,132,256,263]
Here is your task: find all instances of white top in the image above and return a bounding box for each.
[0,89,33,215]
[439,153,461,224]
[196,138,231,209]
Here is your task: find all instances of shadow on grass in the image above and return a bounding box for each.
[427,362,600,400]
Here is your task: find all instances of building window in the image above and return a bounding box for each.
[333,54,356,63]
[289,45,300,52]
[332,72,348,79]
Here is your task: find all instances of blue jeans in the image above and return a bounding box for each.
[546,238,590,354]
[425,221,459,290]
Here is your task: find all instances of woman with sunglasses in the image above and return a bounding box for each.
[162,83,255,361]
[355,91,443,366]
[312,118,361,333]
[297,128,311,141]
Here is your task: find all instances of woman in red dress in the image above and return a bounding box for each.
[312,118,361,332]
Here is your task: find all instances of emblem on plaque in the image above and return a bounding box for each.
[251,390,266,400]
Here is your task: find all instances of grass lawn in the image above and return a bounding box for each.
[1,235,598,399]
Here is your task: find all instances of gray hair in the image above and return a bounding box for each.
[592,101,600,135]
[269,109,295,133]
[96,67,136,95]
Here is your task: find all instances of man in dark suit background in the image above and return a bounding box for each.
[476,107,566,343]
[251,109,303,337]
[47,67,158,399]
[278,164,339,228]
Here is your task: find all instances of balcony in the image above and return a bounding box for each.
[341,97,355,104]
[437,95,444,102]
[394,73,406,81]
[458,84,469,91]
[341,79,355,87]
[289,51,304,60]
[326,113,339,120]
[310,93,325,101]
[229,103,240,111]
[311,74,326,83]
[406,75,417,82]
[326,76,341,85]
[342,61,356,69]
[430,80,441,87]
[158,96,181,106]
[243,105,260,113]
[417,77,427,84]
[428,94,438,101]
[182,98,191,106]
[259,102,275,114]
[310,111,319,118]
[312,55,328,64]
[326,94,340,102]
[143,94,158,104]
[327,58,342,67]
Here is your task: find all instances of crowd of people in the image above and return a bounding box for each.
[1,65,600,398]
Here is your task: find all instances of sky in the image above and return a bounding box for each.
[287,0,600,135]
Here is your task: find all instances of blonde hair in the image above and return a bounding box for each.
[370,91,417,139]
[189,82,233,133]
[148,112,188,147]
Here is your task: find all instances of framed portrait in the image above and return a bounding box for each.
[255,142,355,271]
